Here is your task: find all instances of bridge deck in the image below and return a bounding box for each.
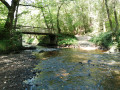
[17,27,57,35]
[22,32,56,35]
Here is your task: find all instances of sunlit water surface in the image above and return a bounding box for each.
[24,47,120,90]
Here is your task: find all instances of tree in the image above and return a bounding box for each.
[113,0,119,31]
[112,0,119,42]
[57,2,64,34]
[14,0,20,29]
[0,0,20,37]
[105,0,113,30]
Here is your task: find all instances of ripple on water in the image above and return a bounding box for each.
[24,48,120,90]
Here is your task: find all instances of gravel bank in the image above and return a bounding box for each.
[0,50,40,90]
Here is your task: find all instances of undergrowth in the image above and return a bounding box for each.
[57,34,77,46]
[38,34,78,46]
[90,31,113,49]
[0,29,22,53]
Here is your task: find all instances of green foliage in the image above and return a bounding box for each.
[0,39,21,53]
[38,34,77,46]
[38,35,50,45]
[0,39,10,52]
[11,31,22,47]
[57,34,78,45]
[1,0,120,52]
[0,31,22,53]
[90,31,113,48]
[0,24,4,35]
[0,2,8,17]
[17,0,93,34]
[27,38,35,44]
[0,28,10,40]
[115,29,120,49]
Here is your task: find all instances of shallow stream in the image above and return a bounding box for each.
[24,47,120,90]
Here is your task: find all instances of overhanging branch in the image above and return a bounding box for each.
[19,4,47,8]
[0,0,10,10]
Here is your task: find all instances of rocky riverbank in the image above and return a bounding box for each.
[0,50,40,90]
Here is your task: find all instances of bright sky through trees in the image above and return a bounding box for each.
[6,0,11,5]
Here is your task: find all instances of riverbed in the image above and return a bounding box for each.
[0,46,120,90]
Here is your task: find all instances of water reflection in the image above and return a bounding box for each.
[24,48,120,90]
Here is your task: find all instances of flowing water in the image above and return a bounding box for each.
[24,47,120,90]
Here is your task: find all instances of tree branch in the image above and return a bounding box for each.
[19,4,47,8]
[0,0,10,9]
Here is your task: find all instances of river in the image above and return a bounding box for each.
[24,46,120,90]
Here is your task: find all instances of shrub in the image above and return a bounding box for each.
[90,31,113,48]
[38,35,50,45]
[0,31,22,53]
[38,34,78,46]
[57,34,77,46]
[0,39,10,52]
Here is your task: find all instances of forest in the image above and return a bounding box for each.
[1,0,120,90]
[0,0,120,53]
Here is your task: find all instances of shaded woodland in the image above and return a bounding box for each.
[0,0,120,52]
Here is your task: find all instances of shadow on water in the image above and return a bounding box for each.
[24,48,120,90]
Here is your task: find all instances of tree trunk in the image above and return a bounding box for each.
[113,0,119,42]
[105,0,113,30]
[102,0,106,32]
[1,0,20,37]
[14,0,20,30]
[41,8,50,30]
[4,9,15,33]
[113,0,119,31]
[103,21,106,32]
[57,2,64,34]
[47,6,54,33]
[81,7,87,34]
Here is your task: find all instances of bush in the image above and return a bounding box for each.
[38,35,50,45]
[38,34,78,46]
[0,31,22,53]
[0,24,7,39]
[90,31,113,48]
[57,34,77,46]
[0,39,10,52]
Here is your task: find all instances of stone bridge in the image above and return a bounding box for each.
[17,26,58,45]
